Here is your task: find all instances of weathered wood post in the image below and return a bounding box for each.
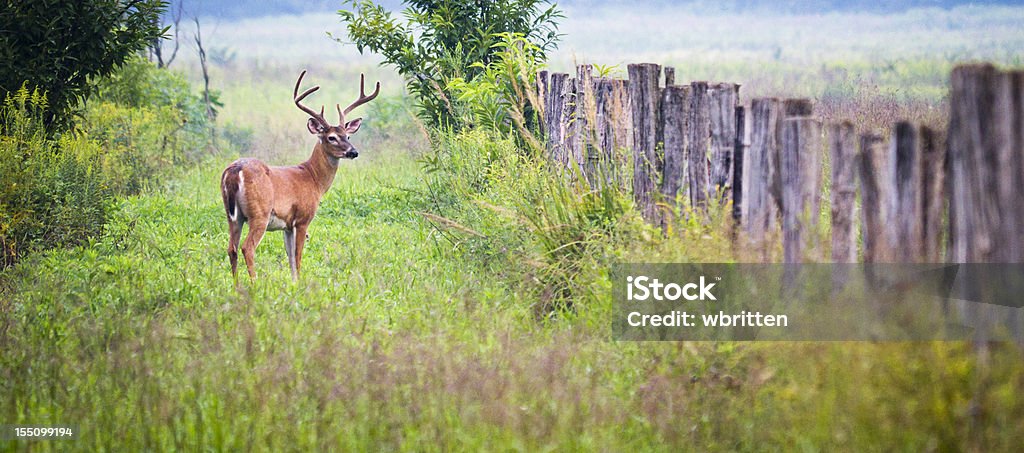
[612,79,633,157]
[948,64,1000,264]
[574,65,595,181]
[780,117,823,263]
[744,98,782,253]
[562,77,578,169]
[660,85,691,226]
[829,122,857,268]
[891,121,925,261]
[920,126,945,263]
[858,133,889,263]
[992,70,1024,264]
[664,67,676,87]
[710,83,740,200]
[545,73,568,163]
[537,70,549,136]
[732,106,746,223]
[629,63,662,223]
[594,78,614,175]
[687,81,711,210]
[947,65,1024,344]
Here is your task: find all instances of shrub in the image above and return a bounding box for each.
[423,128,630,313]
[338,0,562,128]
[0,59,214,267]
[0,88,110,267]
[447,33,546,154]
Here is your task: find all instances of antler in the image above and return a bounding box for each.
[338,73,381,125]
[293,70,329,128]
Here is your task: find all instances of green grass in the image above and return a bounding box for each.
[4,5,1024,451]
[3,121,1024,451]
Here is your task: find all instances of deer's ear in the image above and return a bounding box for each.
[345,117,363,135]
[307,118,322,135]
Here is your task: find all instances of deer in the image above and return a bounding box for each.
[220,70,379,282]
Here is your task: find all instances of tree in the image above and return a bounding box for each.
[338,0,562,128]
[0,0,165,129]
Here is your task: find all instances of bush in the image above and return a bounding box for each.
[339,0,562,128]
[0,59,214,267]
[423,127,631,313]
[0,88,110,267]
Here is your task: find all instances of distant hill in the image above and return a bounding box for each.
[169,0,1024,21]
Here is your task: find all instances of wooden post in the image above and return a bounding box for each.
[744,98,782,248]
[574,65,594,180]
[562,77,578,169]
[920,126,945,263]
[948,64,1000,264]
[858,133,890,263]
[594,78,614,164]
[537,70,549,136]
[612,79,633,156]
[629,63,662,223]
[687,81,711,210]
[545,73,568,163]
[732,106,745,222]
[664,67,676,87]
[780,117,823,263]
[830,122,857,266]
[709,83,739,199]
[993,70,1024,263]
[660,85,691,224]
[891,121,925,261]
[946,63,1024,345]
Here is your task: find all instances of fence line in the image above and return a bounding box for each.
[536,62,1024,341]
[537,62,1024,267]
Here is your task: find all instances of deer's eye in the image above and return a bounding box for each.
[328,136,339,143]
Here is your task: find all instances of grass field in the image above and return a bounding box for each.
[3,4,1024,451]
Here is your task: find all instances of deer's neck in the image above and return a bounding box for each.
[302,143,340,196]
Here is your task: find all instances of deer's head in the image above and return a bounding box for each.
[293,70,380,160]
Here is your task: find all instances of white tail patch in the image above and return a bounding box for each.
[227,171,245,223]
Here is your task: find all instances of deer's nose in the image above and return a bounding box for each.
[345,149,359,159]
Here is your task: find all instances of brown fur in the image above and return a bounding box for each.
[222,70,377,283]
[222,126,361,282]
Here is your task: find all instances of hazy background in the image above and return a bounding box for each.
[159,0,1024,159]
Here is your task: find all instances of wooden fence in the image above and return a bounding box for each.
[537,62,1024,340]
[536,63,1024,264]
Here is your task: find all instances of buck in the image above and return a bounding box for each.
[220,70,379,281]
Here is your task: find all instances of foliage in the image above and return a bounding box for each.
[0,0,165,129]
[3,141,1024,451]
[85,57,215,193]
[422,128,631,311]
[0,59,213,267]
[0,88,111,267]
[446,33,546,154]
[338,0,562,128]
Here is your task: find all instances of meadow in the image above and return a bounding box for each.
[3,4,1024,451]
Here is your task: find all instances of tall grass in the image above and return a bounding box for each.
[3,5,1024,451]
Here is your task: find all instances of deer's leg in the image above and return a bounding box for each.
[284,228,298,281]
[228,219,243,283]
[241,217,268,280]
[293,223,310,278]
